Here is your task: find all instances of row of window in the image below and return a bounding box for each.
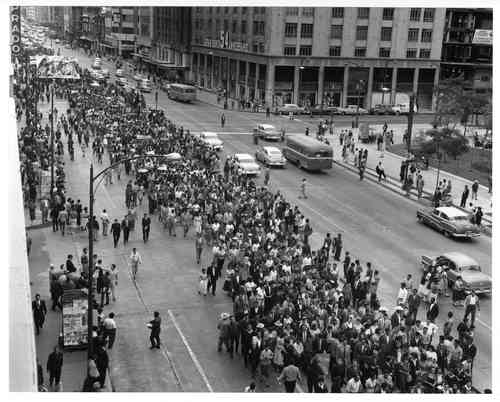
[195,7,263,15]
[284,46,432,58]
[330,7,434,22]
[201,19,268,35]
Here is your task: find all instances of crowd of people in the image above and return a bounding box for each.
[15,53,482,393]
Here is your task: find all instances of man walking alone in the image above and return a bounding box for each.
[149,311,161,349]
[111,219,121,248]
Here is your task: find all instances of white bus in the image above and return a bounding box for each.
[167,83,196,102]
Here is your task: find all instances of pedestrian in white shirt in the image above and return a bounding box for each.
[100,209,110,236]
[345,375,361,393]
[130,248,142,280]
[397,282,409,306]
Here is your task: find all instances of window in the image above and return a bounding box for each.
[224,19,228,31]
[302,7,314,17]
[286,7,299,16]
[285,23,298,37]
[382,8,394,20]
[329,46,341,56]
[381,27,392,41]
[233,7,238,14]
[423,8,434,22]
[252,43,258,53]
[357,8,369,19]
[241,20,247,34]
[408,28,419,41]
[419,48,431,58]
[215,19,220,31]
[260,7,265,15]
[122,27,135,34]
[354,47,366,57]
[331,8,344,18]
[232,21,237,34]
[406,48,417,58]
[480,75,490,82]
[331,25,343,39]
[224,7,229,14]
[259,42,265,53]
[356,26,368,40]
[301,23,313,38]
[242,7,247,14]
[299,45,312,56]
[421,29,433,42]
[379,47,391,57]
[284,46,296,55]
[409,8,421,21]
[253,21,265,35]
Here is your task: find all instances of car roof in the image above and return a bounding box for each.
[263,146,281,152]
[259,124,276,130]
[235,153,253,159]
[441,252,479,267]
[436,206,469,217]
[201,131,218,136]
[284,104,297,107]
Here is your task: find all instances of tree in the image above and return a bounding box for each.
[418,128,469,163]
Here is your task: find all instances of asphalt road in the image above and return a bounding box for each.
[51,44,492,391]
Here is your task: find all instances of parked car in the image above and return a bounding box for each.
[161,82,171,94]
[276,103,305,115]
[370,104,394,115]
[338,105,368,115]
[309,105,340,115]
[115,69,124,77]
[392,103,417,115]
[421,252,491,294]
[232,153,261,175]
[254,124,281,140]
[196,131,224,151]
[416,206,480,239]
[255,146,286,167]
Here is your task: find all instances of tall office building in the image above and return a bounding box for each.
[190,7,446,111]
[440,8,492,94]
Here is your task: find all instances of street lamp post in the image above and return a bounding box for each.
[355,80,365,129]
[435,138,442,191]
[406,92,416,154]
[381,86,390,105]
[50,83,55,204]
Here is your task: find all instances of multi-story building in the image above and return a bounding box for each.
[190,7,446,111]
[440,8,492,94]
[133,7,154,72]
[152,7,192,81]
[100,7,136,57]
[48,6,65,36]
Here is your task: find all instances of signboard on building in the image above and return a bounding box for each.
[473,29,492,45]
[204,38,249,52]
[112,12,121,26]
[10,6,21,62]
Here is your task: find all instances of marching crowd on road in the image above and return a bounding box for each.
[14,54,483,394]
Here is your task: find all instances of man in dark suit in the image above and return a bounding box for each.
[149,311,161,349]
[427,297,439,323]
[46,346,63,389]
[32,294,48,335]
[121,216,130,245]
[207,264,218,296]
[142,213,151,242]
[66,254,77,273]
[111,219,121,248]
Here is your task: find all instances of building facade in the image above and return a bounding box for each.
[133,7,153,70]
[440,8,492,94]
[152,7,192,81]
[190,7,446,111]
[99,7,136,57]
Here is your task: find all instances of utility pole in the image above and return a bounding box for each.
[87,163,94,361]
[406,93,416,154]
[50,83,55,204]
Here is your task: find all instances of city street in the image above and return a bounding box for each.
[35,44,492,391]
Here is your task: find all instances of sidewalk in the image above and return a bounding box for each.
[196,87,265,114]
[26,97,112,392]
[321,127,492,225]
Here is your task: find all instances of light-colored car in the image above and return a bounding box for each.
[115,77,128,87]
[421,252,491,294]
[254,124,281,140]
[416,206,480,239]
[115,69,124,77]
[138,78,152,93]
[338,105,368,115]
[392,103,417,115]
[255,146,286,167]
[276,103,305,115]
[233,153,261,175]
[197,132,224,151]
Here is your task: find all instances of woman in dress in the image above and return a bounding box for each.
[198,268,208,296]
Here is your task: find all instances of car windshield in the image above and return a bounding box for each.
[263,127,277,132]
[238,156,254,163]
[464,265,481,271]
[204,133,218,139]
[268,149,281,155]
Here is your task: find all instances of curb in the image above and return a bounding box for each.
[333,159,492,237]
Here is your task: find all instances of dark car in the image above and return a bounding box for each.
[309,105,339,115]
[416,206,480,239]
[370,104,394,115]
